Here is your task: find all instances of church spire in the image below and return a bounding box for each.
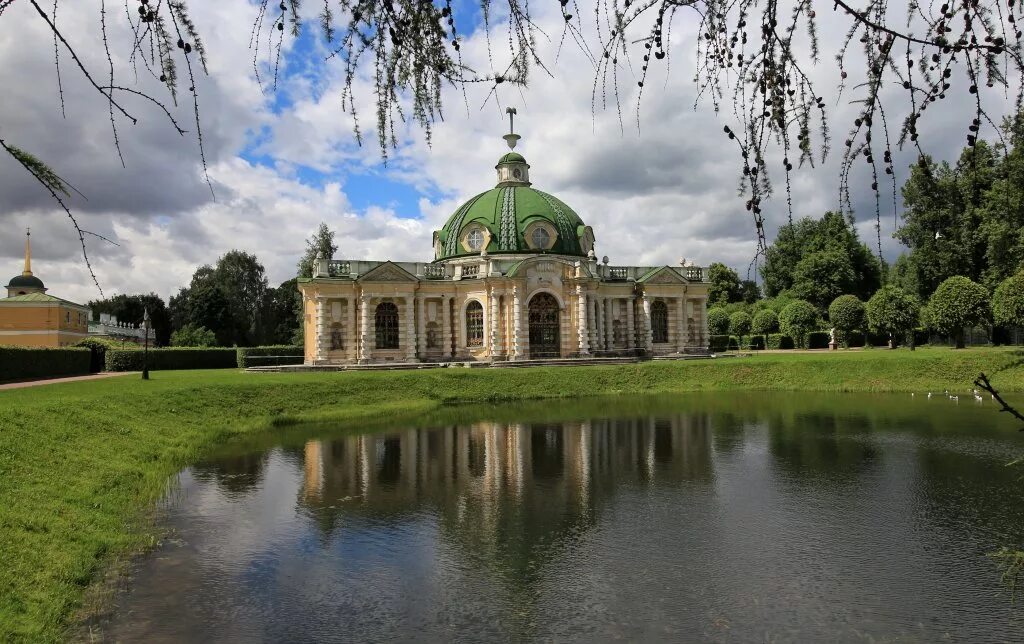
[23,229,32,277]
[495,108,531,187]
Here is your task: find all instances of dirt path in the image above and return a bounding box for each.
[0,372,138,391]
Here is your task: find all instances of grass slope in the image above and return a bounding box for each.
[1,348,1022,641]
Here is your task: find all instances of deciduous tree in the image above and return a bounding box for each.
[828,295,867,348]
[867,285,921,348]
[779,300,819,349]
[927,276,991,348]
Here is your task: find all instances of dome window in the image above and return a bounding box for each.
[513,168,522,179]
[467,229,485,251]
[531,227,550,249]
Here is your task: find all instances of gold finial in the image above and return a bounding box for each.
[23,228,32,277]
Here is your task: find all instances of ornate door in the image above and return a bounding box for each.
[528,293,560,358]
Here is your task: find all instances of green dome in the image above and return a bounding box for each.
[7,274,44,289]
[436,185,590,260]
[497,152,526,164]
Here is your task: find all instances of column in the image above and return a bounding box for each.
[676,296,687,352]
[442,295,453,359]
[595,297,604,353]
[604,297,613,351]
[405,294,416,361]
[358,293,371,363]
[346,296,357,362]
[642,295,654,353]
[577,284,590,356]
[512,286,523,360]
[489,288,502,358]
[588,296,599,351]
[626,297,635,350]
[699,297,709,349]
[315,296,328,363]
[416,294,427,358]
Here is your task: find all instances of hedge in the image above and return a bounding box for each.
[766,334,795,350]
[808,331,831,349]
[105,348,238,372]
[243,355,306,367]
[709,335,731,352]
[0,346,90,382]
[747,335,766,350]
[236,345,303,368]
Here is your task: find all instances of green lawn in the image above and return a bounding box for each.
[2,347,1023,641]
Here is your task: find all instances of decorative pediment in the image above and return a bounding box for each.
[358,261,418,283]
[638,266,687,284]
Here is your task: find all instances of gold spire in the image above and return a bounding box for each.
[22,228,32,277]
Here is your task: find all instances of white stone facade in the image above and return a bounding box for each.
[298,254,710,365]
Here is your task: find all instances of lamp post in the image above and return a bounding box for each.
[142,307,150,380]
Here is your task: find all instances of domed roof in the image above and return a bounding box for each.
[436,183,590,260]
[435,140,594,261]
[7,274,44,289]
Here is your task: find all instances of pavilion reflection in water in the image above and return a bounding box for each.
[299,414,714,529]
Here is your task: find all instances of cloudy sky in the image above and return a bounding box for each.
[0,0,991,304]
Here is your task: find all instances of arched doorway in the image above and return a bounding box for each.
[528,292,560,358]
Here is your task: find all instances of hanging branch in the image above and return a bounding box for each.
[974,372,1024,429]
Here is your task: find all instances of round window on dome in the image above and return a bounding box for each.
[467,229,485,251]
[531,227,551,249]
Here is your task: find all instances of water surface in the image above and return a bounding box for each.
[105,393,1024,642]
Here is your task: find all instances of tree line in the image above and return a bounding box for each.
[87,224,337,347]
[706,114,1024,350]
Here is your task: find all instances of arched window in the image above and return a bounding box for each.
[375,302,399,349]
[466,301,484,346]
[531,227,551,248]
[651,300,669,343]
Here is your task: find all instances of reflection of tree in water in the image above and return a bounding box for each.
[191,452,271,498]
[295,413,714,619]
[766,412,879,480]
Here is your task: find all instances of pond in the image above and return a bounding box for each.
[103,392,1024,641]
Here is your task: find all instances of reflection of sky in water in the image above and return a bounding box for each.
[104,393,1024,642]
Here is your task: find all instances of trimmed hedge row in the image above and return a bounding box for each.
[106,348,238,372]
[236,345,303,368]
[0,346,91,382]
[767,333,795,350]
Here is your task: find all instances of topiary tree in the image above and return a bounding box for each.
[867,285,921,348]
[751,309,779,336]
[729,311,752,345]
[779,300,819,349]
[992,272,1024,331]
[927,276,991,348]
[828,295,867,348]
[707,308,730,336]
[170,324,218,347]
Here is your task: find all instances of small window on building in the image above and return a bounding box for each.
[651,300,669,343]
[531,227,551,248]
[375,302,400,349]
[467,229,485,251]
[466,301,484,347]
[65,311,71,323]
[513,168,522,179]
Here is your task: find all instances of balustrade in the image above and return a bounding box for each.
[328,261,350,277]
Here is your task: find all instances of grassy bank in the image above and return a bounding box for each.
[2,347,1023,641]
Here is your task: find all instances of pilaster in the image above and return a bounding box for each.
[405,294,417,361]
[576,284,590,356]
[315,296,328,363]
[358,293,370,363]
[642,295,654,353]
[626,297,635,350]
[604,296,613,351]
[676,296,687,352]
[489,288,502,358]
[416,294,426,358]
[511,286,523,360]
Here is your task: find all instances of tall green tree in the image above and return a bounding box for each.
[992,272,1024,329]
[706,263,743,307]
[213,251,269,345]
[778,300,819,348]
[927,276,990,348]
[828,295,867,348]
[866,286,921,348]
[762,212,881,304]
[262,278,302,345]
[297,223,339,279]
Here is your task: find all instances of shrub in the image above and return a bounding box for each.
[105,348,238,372]
[236,345,304,368]
[751,309,779,335]
[75,338,113,373]
[766,333,794,350]
[846,330,865,348]
[729,311,752,340]
[828,295,866,348]
[170,324,218,347]
[0,346,90,382]
[779,300,819,348]
[807,331,830,349]
[926,276,990,349]
[867,285,921,348]
[748,335,766,350]
[728,336,740,350]
[993,272,1024,329]
[707,308,730,336]
[709,335,731,352]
